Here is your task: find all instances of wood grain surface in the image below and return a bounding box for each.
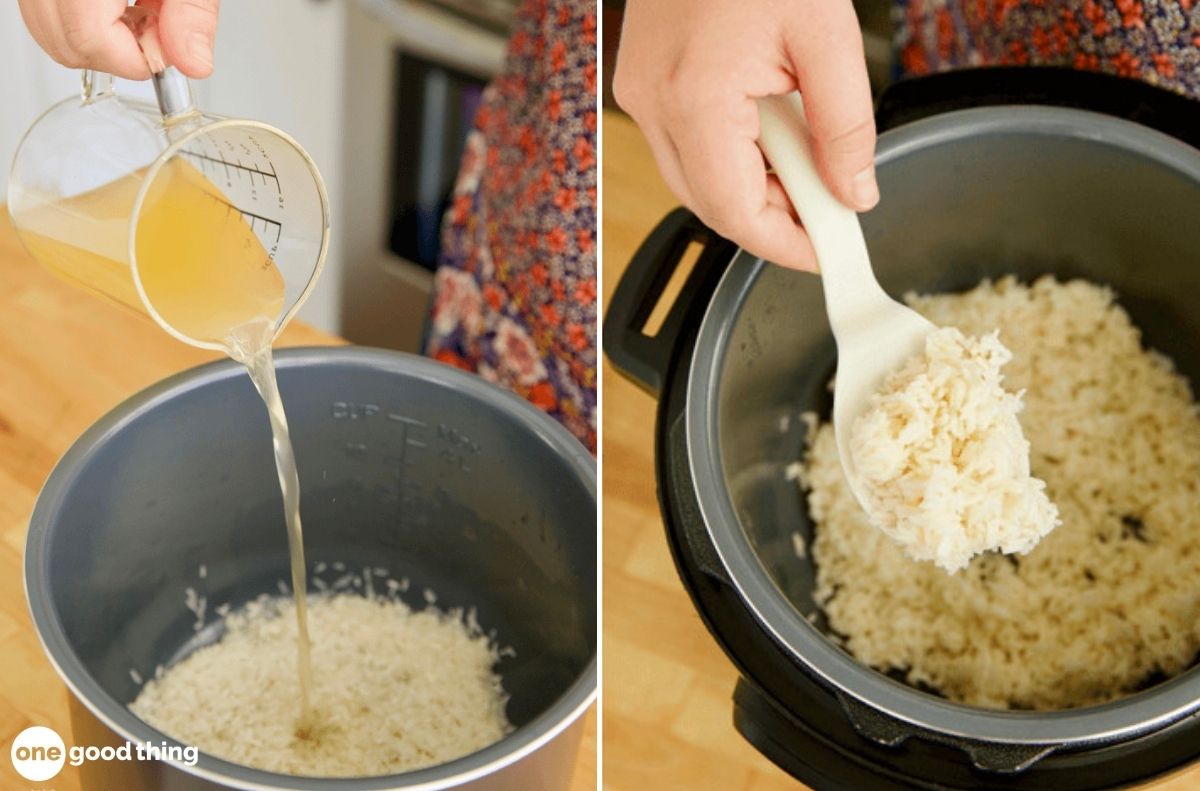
[602,110,806,791]
[599,109,1199,791]
[0,213,594,790]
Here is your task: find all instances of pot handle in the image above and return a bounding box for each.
[603,208,738,396]
[834,691,1058,774]
[663,411,734,584]
[877,67,1200,150]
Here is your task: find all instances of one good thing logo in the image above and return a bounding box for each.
[10,726,65,782]
[9,725,200,782]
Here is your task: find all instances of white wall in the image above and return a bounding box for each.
[0,0,347,335]
[206,0,348,334]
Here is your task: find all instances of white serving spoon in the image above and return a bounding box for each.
[757,92,936,510]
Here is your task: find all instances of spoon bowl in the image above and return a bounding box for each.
[757,92,936,509]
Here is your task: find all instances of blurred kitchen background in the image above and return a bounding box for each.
[0,0,519,351]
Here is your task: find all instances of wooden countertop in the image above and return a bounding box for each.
[0,213,593,789]
[599,109,1198,791]
[602,110,804,790]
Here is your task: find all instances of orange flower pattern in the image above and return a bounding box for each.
[426,0,597,452]
[897,0,1200,97]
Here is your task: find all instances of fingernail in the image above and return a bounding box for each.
[851,165,880,210]
[189,32,213,70]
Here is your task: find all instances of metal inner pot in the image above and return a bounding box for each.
[687,107,1200,752]
[26,348,596,790]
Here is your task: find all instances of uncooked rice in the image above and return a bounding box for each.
[798,277,1200,710]
[849,326,1059,572]
[131,592,511,776]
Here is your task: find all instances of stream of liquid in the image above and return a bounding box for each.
[14,158,315,726]
[227,322,315,726]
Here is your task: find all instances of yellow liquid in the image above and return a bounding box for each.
[16,158,285,345]
[232,328,316,729]
[15,159,315,726]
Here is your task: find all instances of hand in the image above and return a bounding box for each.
[17,0,221,80]
[613,0,878,271]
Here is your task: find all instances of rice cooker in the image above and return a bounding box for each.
[604,67,1200,789]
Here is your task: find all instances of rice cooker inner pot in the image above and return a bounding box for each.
[685,107,1200,766]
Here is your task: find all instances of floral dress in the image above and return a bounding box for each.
[425,0,598,453]
[896,0,1200,98]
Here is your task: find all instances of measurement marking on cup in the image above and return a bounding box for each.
[182,149,281,190]
[199,191,284,253]
[182,147,232,181]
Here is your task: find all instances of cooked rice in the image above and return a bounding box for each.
[799,277,1200,709]
[131,593,511,776]
[849,327,1059,572]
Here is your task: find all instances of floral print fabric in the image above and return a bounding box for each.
[896,0,1200,98]
[425,0,598,453]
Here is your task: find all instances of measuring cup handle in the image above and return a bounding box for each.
[151,67,197,120]
[80,71,115,103]
[121,5,199,121]
[76,8,198,121]
[79,64,196,123]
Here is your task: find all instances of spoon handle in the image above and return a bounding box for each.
[757,93,887,338]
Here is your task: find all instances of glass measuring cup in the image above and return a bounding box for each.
[6,23,329,352]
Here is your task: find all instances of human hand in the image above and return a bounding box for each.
[613,0,878,271]
[17,0,221,80]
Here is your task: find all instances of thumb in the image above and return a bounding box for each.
[156,0,220,78]
[784,3,878,211]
